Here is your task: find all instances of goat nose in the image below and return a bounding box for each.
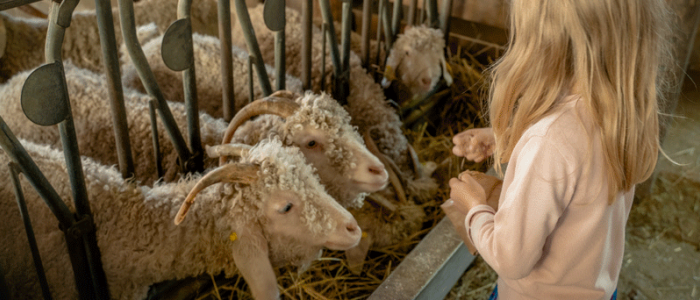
[346,220,359,233]
[368,164,385,175]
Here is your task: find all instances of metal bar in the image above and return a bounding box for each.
[426,0,437,28]
[406,0,417,26]
[148,100,163,179]
[0,117,74,227]
[8,163,53,300]
[94,0,135,179]
[301,0,313,90]
[391,0,402,38]
[218,0,235,122]
[248,56,254,103]
[178,0,204,173]
[360,0,371,68]
[117,0,194,169]
[336,0,351,104]
[234,0,273,96]
[368,217,475,300]
[438,0,453,42]
[418,0,425,25]
[374,0,384,80]
[275,30,286,91]
[321,23,327,92]
[381,0,393,50]
[318,0,341,78]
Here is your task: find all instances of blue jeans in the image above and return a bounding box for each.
[487,285,618,300]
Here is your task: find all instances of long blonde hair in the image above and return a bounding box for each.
[488,0,674,203]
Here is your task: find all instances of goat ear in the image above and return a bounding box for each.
[231,223,280,299]
[0,17,6,59]
[174,163,259,225]
[441,54,453,86]
[382,49,404,88]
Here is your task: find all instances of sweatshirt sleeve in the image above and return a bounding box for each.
[467,136,576,280]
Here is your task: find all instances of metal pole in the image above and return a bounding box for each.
[391,0,402,38]
[374,0,384,79]
[45,3,111,298]
[94,0,135,179]
[361,0,371,68]
[234,0,273,95]
[406,0,417,26]
[439,0,453,42]
[178,0,204,173]
[248,56,255,103]
[318,0,342,78]
[218,0,235,121]
[117,0,194,168]
[148,100,164,179]
[8,163,53,300]
[275,30,286,91]
[338,0,352,104]
[321,23,327,92]
[381,0,393,50]
[426,0,437,28]
[301,0,313,90]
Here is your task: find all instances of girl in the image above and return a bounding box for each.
[445,0,674,299]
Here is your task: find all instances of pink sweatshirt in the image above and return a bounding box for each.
[465,95,634,299]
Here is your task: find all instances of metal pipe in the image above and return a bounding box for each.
[148,100,163,179]
[177,0,204,173]
[406,0,417,26]
[94,0,134,179]
[361,0,371,68]
[381,0,393,50]
[301,0,313,90]
[321,23,327,92]
[438,0,453,42]
[337,0,352,104]
[426,0,437,28]
[8,163,53,300]
[248,56,255,103]
[391,0,402,38]
[234,0,273,96]
[374,0,384,79]
[275,30,286,91]
[117,0,193,168]
[218,0,235,121]
[318,0,342,78]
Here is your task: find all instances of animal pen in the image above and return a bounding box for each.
[0,0,698,298]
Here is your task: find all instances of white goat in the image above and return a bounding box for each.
[0,138,360,300]
[120,30,303,119]
[381,25,453,103]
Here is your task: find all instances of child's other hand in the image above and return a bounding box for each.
[448,172,487,214]
[452,127,495,162]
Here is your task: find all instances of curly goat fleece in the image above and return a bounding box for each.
[0,0,224,82]
[0,62,225,184]
[232,92,373,208]
[0,138,342,300]
[121,31,303,118]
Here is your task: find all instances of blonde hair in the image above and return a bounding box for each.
[488,0,674,203]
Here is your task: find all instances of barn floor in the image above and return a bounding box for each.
[447,72,700,300]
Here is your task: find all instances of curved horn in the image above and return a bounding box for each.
[174,163,260,225]
[220,95,301,166]
[362,131,407,203]
[206,144,252,159]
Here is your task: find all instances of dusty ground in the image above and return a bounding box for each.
[447,73,700,300]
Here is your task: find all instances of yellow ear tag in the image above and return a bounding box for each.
[229,232,238,242]
[384,65,396,81]
[362,232,368,239]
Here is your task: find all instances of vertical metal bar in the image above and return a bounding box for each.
[321,23,327,92]
[338,0,352,104]
[439,0,453,42]
[318,0,342,78]
[391,0,402,38]
[148,100,164,179]
[234,0,273,96]
[301,0,313,90]
[419,0,426,25]
[275,30,286,91]
[406,0,417,26]
[218,0,235,121]
[178,0,204,173]
[248,56,255,103]
[380,0,393,50]
[374,0,384,79]
[8,163,53,300]
[361,0,372,68]
[94,0,134,179]
[45,3,111,298]
[117,0,193,168]
[426,0,437,28]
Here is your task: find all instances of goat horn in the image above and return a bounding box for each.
[406,144,425,179]
[206,144,251,159]
[174,163,259,225]
[220,95,301,165]
[362,131,408,203]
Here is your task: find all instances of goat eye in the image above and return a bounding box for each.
[278,203,293,214]
[307,140,317,148]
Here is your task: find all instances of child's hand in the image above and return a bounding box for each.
[452,127,495,162]
[448,172,488,214]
